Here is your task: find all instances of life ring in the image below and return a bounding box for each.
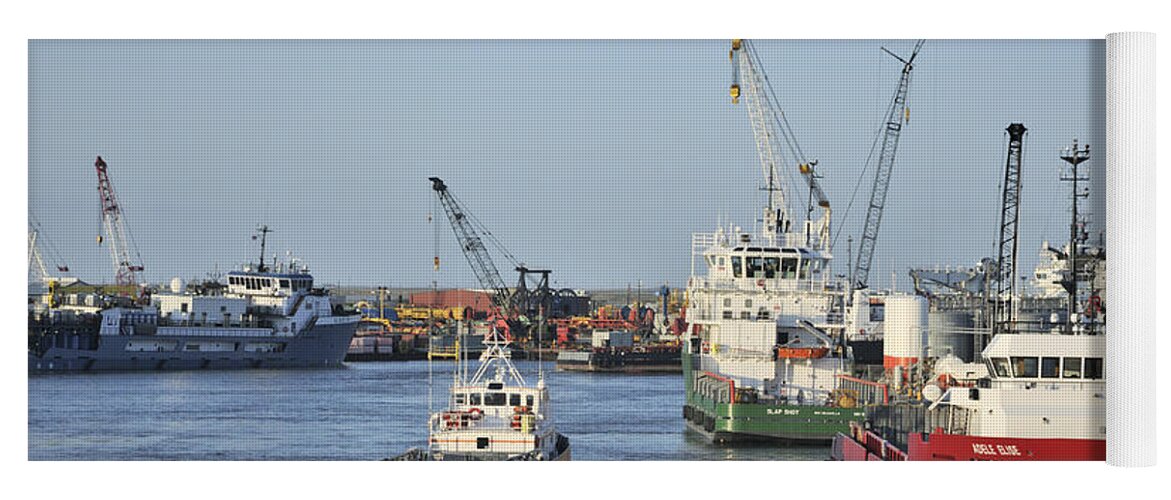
[756,279,766,288]
[468,407,483,419]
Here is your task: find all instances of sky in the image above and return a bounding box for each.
[28,39,1105,291]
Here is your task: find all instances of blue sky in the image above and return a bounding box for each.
[28,39,1105,290]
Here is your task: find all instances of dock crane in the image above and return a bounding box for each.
[992,124,1028,335]
[94,156,145,288]
[429,177,558,341]
[728,39,830,250]
[851,40,924,292]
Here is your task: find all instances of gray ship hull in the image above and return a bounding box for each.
[29,319,359,373]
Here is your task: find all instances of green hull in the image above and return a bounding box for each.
[683,351,863,443]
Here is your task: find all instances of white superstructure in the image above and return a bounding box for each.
[425,330,569,460]
[931,333,1105,440]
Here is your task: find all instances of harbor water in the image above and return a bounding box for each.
[29,361,828,461]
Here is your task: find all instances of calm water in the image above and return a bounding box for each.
[29,361,829,460]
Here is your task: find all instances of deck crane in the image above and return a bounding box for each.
[429,177,557,341]
[851,40,924,292]
[728,39,830,250]
[992,124,1028,335]
[94,156,145,288]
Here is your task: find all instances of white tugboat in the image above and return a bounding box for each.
[393,328,571,461]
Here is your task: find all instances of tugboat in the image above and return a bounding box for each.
[391,327,571,461]
[28,226,361,372]
[830,333,1106,461]
[680,40,863,444]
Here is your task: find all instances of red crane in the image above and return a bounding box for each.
[94,156,144,287]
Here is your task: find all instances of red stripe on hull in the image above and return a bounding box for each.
[906,432,1105,461]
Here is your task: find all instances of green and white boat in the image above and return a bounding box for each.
[680,40,864,444]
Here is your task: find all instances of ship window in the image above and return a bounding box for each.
[781,258,798,279]
[722,311,733,319]
[509,394,521,406]
[740,311,751,319]
[799,260,811,279]
[1011,357,1039,378]
[280,279,290,288]
[1062,358,1082,378]
[477,437,489,449]
[731,256,743,278]
[723,298,732,307]
[990,357,1010,378]
[469,393,481,405]
[1084,358,1104,379]
[484,392,507,406]
[1041,357,1060,378]
[526,395,534,407]
[455,393,466,405]
[717,257,725,267]
[744,299,753,308]
[763,257,779,279]
[181,303,189,313]
[746,256,763,278]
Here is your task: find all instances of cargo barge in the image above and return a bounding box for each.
[555,344,681,373]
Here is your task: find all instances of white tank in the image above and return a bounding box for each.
[883,295,928,362]
[170,277,186,294]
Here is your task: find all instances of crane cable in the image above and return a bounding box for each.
[830,59,906,251]
[30,214,71,271]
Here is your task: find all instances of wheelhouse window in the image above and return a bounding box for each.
[1011,357,1039,378]
[1062,358,1082,378]
[526,395,534,407]
[484,392,507,406]
[509,393,521,407]
[469,393,481,405]
[1084,357,1104,379]
[799,260,812,279]
[781,258,798,279]
[731,256,743,278]
[280,279,290,289]
[1041,357,1060,378]
[763,257,779,279]
[455,393,466,405]
[746,256,763,278]
[990,357,1011,378]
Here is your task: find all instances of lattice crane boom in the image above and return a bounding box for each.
[94,156,144,287]
[729,39,830,249]
[993,124,1027,333]
[429,177,512,311]
[852,40,924,291]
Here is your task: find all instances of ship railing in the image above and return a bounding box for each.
[155,326,278,338]
[836,375,890,406]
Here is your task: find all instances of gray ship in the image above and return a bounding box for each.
[28,234,360,373]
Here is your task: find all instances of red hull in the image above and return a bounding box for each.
[833,427,1105,461]
[906,432,1105,461]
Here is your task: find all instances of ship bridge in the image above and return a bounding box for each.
[225,270,314,297]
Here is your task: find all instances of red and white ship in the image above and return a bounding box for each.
[831,333,1105,461]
